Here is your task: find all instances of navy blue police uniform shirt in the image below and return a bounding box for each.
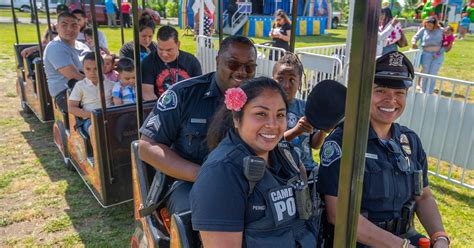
[191,130,301,232]
[139,72,222,165]
[317,123,429,222]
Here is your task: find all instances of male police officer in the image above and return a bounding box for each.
[139,36,257,215]
[317,51,450,248]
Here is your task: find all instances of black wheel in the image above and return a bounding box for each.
[331,18,339,29]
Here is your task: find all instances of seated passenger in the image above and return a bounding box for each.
[317,52,450,247]
[43,12,90,113]
[112,57,136,105]
[138,36,257,217]
[83,27,110,55]
[72,9,109,52]
[103,53,119,82]
[142,25,202,100]
[191,78,319,247]
[272,52,326,171]
[68,52,114,134]
[120,13,157,61]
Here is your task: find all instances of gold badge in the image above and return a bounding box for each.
[400,134,411,155]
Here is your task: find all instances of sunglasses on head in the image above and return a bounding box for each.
[226,60,257,74]
[383,139,411,173]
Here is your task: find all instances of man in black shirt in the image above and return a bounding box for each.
[142,26,202,101]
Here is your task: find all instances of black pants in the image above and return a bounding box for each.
[166,181,193,215]
[123,14,131,28]
[55,90,68,114]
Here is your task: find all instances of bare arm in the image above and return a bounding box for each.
[142,84,158,101]
[58,65,85,81]
[284,116,313,142]
[200,231,242,248]
[68,100,91,119]
[310,130,326,149]
[278,30,291,42]
[138,135,201,182]
[415,187,448,247]
[324,196,414,247]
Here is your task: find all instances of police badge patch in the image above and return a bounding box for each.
[400,134,412,155]
[321,141,342,167]
[157,90,178,111]
[389,52,404,67]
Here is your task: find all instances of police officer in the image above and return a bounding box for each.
[190,77,318,247]
[317,51,450,248]
[138,36,257,216]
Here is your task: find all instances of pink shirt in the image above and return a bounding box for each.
[105,70,119,82]
[442,34,455,47]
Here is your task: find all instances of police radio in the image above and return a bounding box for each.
[243,156,267,195]
[295,182,313,220]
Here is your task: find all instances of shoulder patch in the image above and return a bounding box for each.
[157,90,178,111]
[321,141,342,167]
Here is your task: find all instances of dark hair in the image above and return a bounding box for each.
[116,57,135,72]
[218,35,256,56]
[71,9,86,18]
[274,9,290,25]
[83,52,103,64]
[57,12,78,22]
[272,52,304,79]
[423,16,440,29]
[139,13,156,33]
[445,25,454,32]
[381,7,393,27]
[207,77,288,150]
[157,25,179,43]
[83,27,93,37]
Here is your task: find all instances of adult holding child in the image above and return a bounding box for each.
[379,7,404,56]
[120,13,157,61]
[411,16,446,94]
[141,25,202,101]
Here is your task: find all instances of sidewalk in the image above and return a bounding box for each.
[0,16,179,25]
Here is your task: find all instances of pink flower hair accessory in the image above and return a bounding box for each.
[224,88,247,112]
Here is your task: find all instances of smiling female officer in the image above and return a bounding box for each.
[190,77,319,247]
[317,51,450,248]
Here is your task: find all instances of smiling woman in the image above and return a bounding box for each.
[191,77,320,248]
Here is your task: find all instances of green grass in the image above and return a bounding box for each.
[0,22,473,246]
[0,8,48,19]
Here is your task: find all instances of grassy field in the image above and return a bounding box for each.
[0,23,473,246]
[0,8,48,19]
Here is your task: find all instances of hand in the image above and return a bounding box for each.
[433,238,449,248]
[294,116,314,134]
[412,44,418,49]
[391,16,399,27]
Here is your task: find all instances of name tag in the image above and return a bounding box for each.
[365,153,378,160]
[190,118,207,124]
[268,186,297,226]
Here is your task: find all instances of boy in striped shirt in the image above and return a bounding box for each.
[112,57,136,105]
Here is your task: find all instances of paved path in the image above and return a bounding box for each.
[0,16,179,25]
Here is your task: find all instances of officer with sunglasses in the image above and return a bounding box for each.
[317,51,450,248]
[138,36,257,217]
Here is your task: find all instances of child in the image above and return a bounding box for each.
[83,27,110,55]
[68,52,115,134]
[112,57,136,105]
[460,13,471,40]
[103,54,119,82]
[435,26,455,57]
[272,52,326,170]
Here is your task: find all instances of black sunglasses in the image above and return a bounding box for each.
[226,60,257,74]
[383,139,411,173]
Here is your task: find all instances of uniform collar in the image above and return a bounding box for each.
[203,73,222,99]
[368,123,402,142]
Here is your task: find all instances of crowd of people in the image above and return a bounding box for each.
[21,5,454,247]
